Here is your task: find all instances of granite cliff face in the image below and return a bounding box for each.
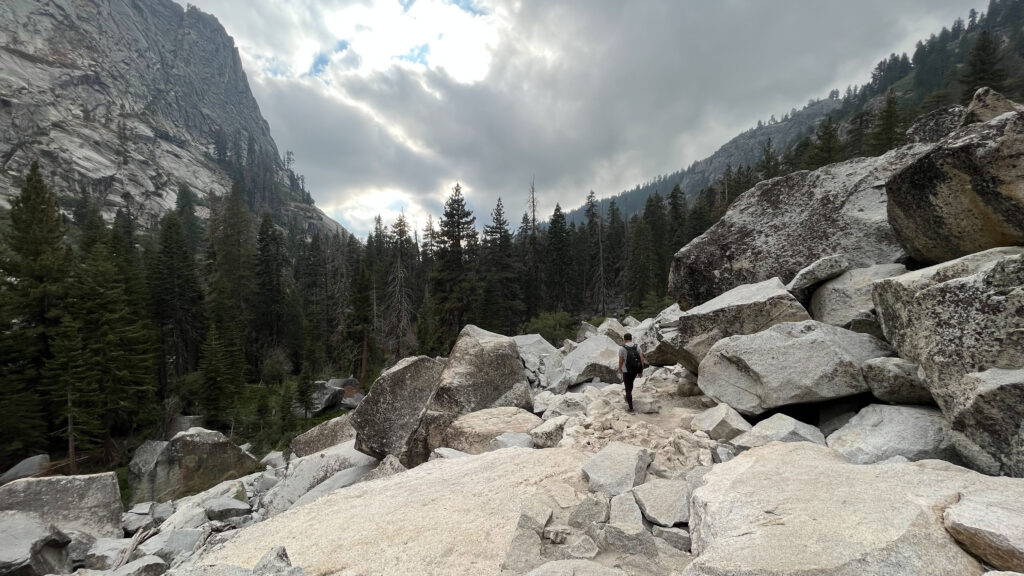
[0,0,344,234]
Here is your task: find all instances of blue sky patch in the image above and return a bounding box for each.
[398,43,430,65]
[450,0,485,16]
[307,40,350,77]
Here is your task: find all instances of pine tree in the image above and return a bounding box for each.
[844,110,872,158]
[667,184,689,252]
[63,239,156,462]
[0,161,70,463]
[207,182,255,348]
[43,316,102,470]
[175,183,204,258]
[254,213,286,356]
[870,89,905,155]
[604,199,626,307]
[430,184,479,350]
[804,115,843,169]
[961,30,1007,101]
[583,192,607,315]
[544,204,571,311]
[755,138,782,180]
[199,323,234,427]
[151,213,205,383]
[384,214,417,358]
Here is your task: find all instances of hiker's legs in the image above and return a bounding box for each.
[624,372,636,411]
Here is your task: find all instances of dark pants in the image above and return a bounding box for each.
[623,372,638,410]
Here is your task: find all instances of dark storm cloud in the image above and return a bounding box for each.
[182,0,983,236]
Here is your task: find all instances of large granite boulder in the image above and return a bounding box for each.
[0,472,122,538]
[128,428,259,504]
[290,380,345,418]
[350,356,444,467]
[826,404,958,464]
[657,278,811,371]
[809,264,906,327]
[872,247,1024,475]
[960,87,1024,126]
[441,407,543,455]
[202,449,588,575]
[886,90,1024,264]
[430,325,530,415]
[685,441,1024,576]
[631,479,689,527]
[0,455,49,486]
[668,145,930,308]
[545,334,621,394]
[0,511,71,576]
[261,440,377,517]
[698,320,892,416]
[290,413,355,458]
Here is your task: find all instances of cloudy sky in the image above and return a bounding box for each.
[181,0,983,237]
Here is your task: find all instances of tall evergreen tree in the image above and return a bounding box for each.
[870,89,905,155]
[254,213,287,357]
[804,115,843,169]
[0,161,70,463]
[480,199,522,334]
[151,213,205,386]
[755,138,782,180]
[430,184,479,350]
[961,30,1007,101]
[384,214,418,359]
[175,183,204,258]
[544,204,571,311]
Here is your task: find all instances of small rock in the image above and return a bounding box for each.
[568,493,610,529]
[492,432,535,450]
[944,489,1024,572]
[136,528,202,563]
[530,416,570,449]
[517,495,553,535]
[260,451,287,469]
[429,447,470,460]
[690,404,752,441]
[862,357,934,405]
[252,546,306,576]
[787,254,851,295]
[543,525,571,545]
[566,535,600,559]
[582,442,654,496]
[112,555,167,576]
[731,414,826,453]
[632,479,689,527]
[359,455,407,483]
[203,497,251,522]
[652,525,691,552]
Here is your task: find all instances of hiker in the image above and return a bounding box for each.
[617,333,647,412]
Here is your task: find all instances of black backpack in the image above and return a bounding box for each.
[624,345,643,373]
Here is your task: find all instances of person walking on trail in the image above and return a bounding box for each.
[617,333,646,413]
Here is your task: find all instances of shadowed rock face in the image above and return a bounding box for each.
[886,96,1024,264]
[668,145,928,309]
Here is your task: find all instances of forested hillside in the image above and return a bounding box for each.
[567,0,1024,225]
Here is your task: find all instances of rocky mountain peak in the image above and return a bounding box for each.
[0,0,343,235]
